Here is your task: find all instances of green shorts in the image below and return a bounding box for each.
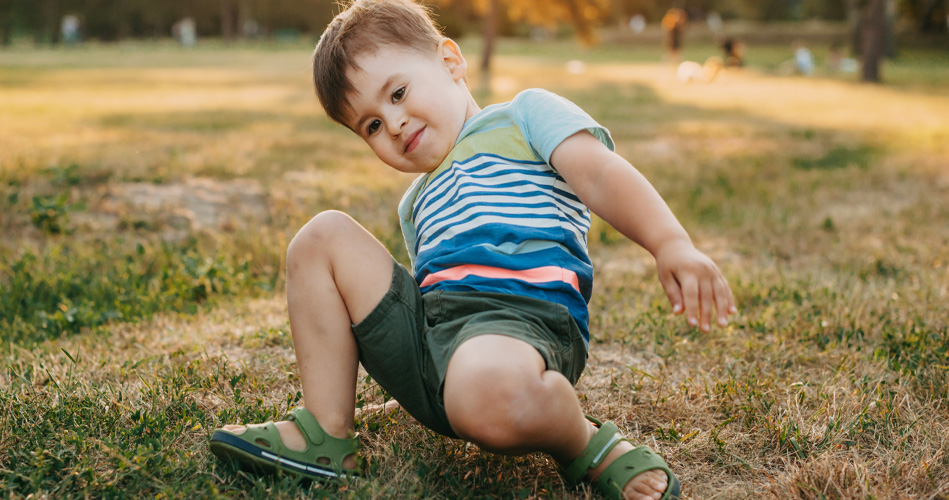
[352,260,587,438]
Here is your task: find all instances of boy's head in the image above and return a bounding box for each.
[312,0,443,127]
[312,0,479,174]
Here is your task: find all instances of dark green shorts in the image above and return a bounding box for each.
[352,261,587,438]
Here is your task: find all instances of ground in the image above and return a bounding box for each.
[1,36,948,498]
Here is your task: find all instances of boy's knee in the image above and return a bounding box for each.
[444,363,545,451]
[287,210,355,264]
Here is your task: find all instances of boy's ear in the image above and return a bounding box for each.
[438,38,467,81]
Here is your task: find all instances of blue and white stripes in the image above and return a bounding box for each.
[413,153,590,258]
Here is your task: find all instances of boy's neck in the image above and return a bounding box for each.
[460,85,482,123]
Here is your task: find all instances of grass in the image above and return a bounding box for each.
[1,33,948,499]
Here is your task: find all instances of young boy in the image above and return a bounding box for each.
[210,1,737,499]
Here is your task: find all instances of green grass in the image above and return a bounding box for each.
[1,34,948,499]
[1,237,277,345]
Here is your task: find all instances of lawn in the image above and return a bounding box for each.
[1,35,948,499]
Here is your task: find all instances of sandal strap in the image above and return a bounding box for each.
[286,407,327,446]
[597,446,678,500]
[286,407,360,470]
[563,417,624,484]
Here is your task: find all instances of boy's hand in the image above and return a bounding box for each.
[550,131,738,331]
[654,240,736,332]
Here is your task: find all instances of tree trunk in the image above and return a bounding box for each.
[919,0,943,30]
[861,0,886,82]
[220,0,237,40]
[848,0,862,55]
[43,0,58,44]
[0,7,9,46]
[480,0,499,77]
[563,0,595,45]
[885,0,897,58]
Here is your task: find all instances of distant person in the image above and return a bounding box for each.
[173,18,197,47]
[721,37,744,68]
[662,8,688,64]
[629,13,646,34]
[61,15,81,45]
[827,41,858,74]
[209,1,737,499]
[792,40,815,75]
[242,19,261,39]
[706,11,723,33]
[676,61,704,82]
[677,57,724,83]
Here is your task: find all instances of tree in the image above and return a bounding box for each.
[861,0,887,81]
[480,0,499,74]
[899,0,948,31]
[434,0,610,76]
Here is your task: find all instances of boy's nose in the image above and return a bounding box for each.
[383,111,406,137]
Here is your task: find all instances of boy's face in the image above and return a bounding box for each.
[343,40,477,174]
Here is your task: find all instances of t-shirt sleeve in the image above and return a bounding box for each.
[512,88,614,167]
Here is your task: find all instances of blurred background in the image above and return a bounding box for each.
[1,0,946,81]
[1,1,948,498]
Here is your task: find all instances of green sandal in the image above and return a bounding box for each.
[210,407,360,480]
[564,416,681,500]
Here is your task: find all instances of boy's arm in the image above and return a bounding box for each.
[550,130,737,332]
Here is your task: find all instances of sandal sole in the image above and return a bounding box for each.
[210,430,358,481]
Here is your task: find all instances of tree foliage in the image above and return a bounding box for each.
[898,0,948,31]
[604,0,849,21]
[0,0,943,45]
[432,0,610,43]
[0,0,339,44]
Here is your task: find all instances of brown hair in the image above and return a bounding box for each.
[312,0,444,128]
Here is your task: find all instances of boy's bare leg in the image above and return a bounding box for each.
[443,335,669,500]
[220,211,395,468]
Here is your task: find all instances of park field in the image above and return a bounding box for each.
[1,36,948,499]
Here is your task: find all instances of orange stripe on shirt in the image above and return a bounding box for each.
[419,264,581,293]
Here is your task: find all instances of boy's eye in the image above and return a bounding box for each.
[366,119,381,135]
[391,86,405,103]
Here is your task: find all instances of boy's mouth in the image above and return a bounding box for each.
[404,127,425,154]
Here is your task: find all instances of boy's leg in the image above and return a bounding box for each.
[443,335,670,500]
[220,210,395,466]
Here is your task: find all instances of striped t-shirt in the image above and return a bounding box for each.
[397,89,614,346]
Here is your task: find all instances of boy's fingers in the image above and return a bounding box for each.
[659,270,684,314]
[714,276,734,326]
[679,275,700,328]
[699,279,714,332]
